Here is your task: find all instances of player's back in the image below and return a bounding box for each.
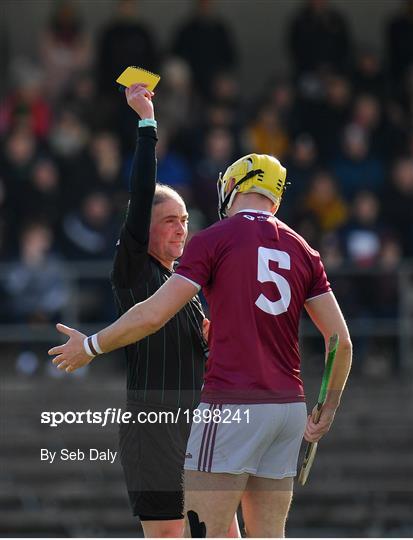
[177,209,330,405]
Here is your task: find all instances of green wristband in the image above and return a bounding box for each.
[138,118,157,128]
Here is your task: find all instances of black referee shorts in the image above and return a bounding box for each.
[119,402,191,520]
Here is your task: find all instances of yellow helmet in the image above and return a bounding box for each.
[217,153,288,219]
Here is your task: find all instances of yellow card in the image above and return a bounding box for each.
[116,66,161,91]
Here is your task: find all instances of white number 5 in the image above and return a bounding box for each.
[255,247,291,316]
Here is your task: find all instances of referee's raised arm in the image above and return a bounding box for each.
[124,83,158,245]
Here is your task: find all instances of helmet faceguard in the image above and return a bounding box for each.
[217,154,288,219]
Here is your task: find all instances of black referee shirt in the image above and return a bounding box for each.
[111,126,206,410]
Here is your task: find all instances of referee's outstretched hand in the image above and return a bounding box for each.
[48,324,93,373]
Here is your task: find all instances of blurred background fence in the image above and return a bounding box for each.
[1,260,412,374]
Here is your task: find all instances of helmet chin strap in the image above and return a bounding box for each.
[218,168,264,219]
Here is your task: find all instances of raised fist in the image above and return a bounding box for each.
[125,83,155,120]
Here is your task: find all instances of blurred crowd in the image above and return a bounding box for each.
[0,0,412,372]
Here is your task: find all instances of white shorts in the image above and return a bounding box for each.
[184,402,307,479]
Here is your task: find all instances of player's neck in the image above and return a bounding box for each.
[229,194,275,216]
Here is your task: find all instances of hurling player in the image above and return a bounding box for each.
[50,153,352,537]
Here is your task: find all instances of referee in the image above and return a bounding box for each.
[112,84,207,537]
[50,84,240,538]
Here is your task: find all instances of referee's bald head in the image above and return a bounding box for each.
[153,183,184,206]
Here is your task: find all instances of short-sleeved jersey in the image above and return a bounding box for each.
[176,209,331,404]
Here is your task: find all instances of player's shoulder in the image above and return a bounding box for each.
[276,218,320,257]
[189,219,229,244]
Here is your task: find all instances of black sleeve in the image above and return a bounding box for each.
[112,125,158,286]
[125,125,158,245]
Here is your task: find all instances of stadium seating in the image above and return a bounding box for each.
[1,373,412,537]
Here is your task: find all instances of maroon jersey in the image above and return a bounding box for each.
[176,210,331,404]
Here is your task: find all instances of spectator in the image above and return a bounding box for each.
[155,127,192,201]
[193,127,235,224]
[4,222,69,323]
[283,133,318,205]
[266,79,300,135]
[95,0,159,147]
[39,0,92,102]
[96,0,158,98]
[89,131,125,205]
[376,236,403,316]
[60,191,118,260]
[382,157,413,257]
[313,74,352,159]
[336,190,389,369]
[352,47,387,98]
[381,100,410,160]
[61,71,100,129]
[172,0,237,97]
[386,0,413,90]
[403,67,413,119]
[0,17,10,98]
[374,234,403,373]
[209,71,241,111]
[332,124,384,200]
[156,57,200,137]
[59,191,119,323]
[289,0,351,79]
[246,104,290,159]
[177,99,240,161]
[49,108,89,159]
[18,159,63,229]
[338,190,385,268]
[280,133,318,222]
[0,177,12,259]
[198,72,243,146]
[351,93,386,156]
[304,170,349,233]
[408,131,413,156]
[319,232,345,270]
[291,211,322,252]
[2,128,39,209]
[204,101,239,134]
[49,109,93,210]
[0,59,51,139]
